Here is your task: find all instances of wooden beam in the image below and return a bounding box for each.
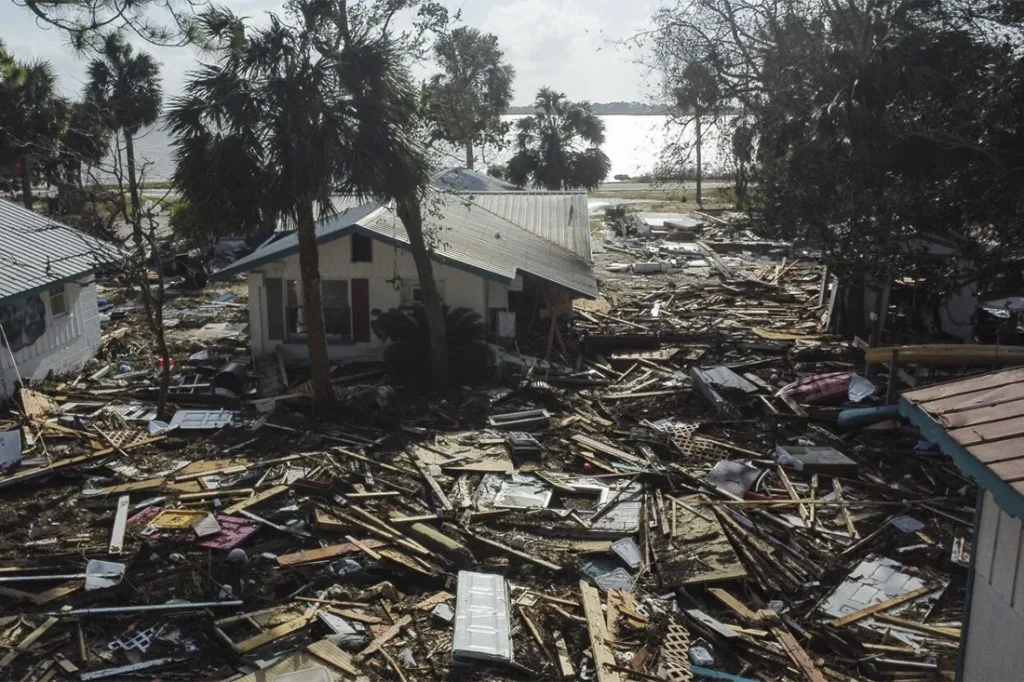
[828,585,934,628]
[469,533,562,572]
[354,615,411,662]
[708,588,759,623]
[579,581,621,682]
[773,627,828,682]
[223,485,290,515]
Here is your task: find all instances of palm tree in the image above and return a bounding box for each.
[673,62,721,207]
[423,27,515,170]
[507,88,610,190]
[167,2,449,409]
[85,33,169,416]
[0,58,66,209]
[85,33,162,232]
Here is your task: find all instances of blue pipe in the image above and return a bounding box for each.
[691,666,760,682]
[838,404,901,428]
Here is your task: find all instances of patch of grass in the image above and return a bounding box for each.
[589,217,604,235]
[591,185,740,214]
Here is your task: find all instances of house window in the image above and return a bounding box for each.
[322,280,351,339]
[284,279,352,341]
[286,280,305,335]
[351,234,372,263]
[401,280,445,306]
[49,285,67,317]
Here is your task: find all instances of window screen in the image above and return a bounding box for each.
[323,280,351,338]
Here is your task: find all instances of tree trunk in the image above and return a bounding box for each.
[695,116,703,208]
[19,156,32,210]
[396,196,449,392]
[295,199,336,413]
[124,130,172,419]
[464,141,475,170]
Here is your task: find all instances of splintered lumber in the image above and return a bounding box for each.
[828,585,935,628]
[553,630,575,678]
[0,606,71,667]
[832,479,859,539]
[773,627,828,682]
[347,507,431,556]
[871,613,960,638]
[223,485,290,515]
[579,580,621,682]
[235,613,315,653]
[0,436,166,490]
[571,434,647,466]
[777,466,809,523]
[108,494,129,554]
[344,535,383,560]
[405,522,474,567]
[406,452,453,511]
[276,539,386,567]
[414,591,454,611]
[708,588,760,623]
[355,614,411,661]
[468,533,562,572]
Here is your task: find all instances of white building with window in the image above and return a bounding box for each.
[212,185,597,364]
[0,200,121,400]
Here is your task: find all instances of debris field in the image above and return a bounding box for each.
[0,215,976,682]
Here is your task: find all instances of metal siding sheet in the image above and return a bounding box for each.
[976,492,999,583]
[0,199,121,302]
[991,508,1023,602]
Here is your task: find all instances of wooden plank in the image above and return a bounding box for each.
[777,466,809,523]
[306,638,361,677]
[223,485,290,515]
[469,533,562,572]
[580,581,621,682]
[354,614,411,661]
[236,613,315,653]
[414,591,454,611]
[276,539,386,567]
[871,613,960,638]
[773,627,828,682]
[108,494,130,554]
[829,585,934,628]
[553,630,575,678]
[0,606,70,668]
[832,479,859,539]
[708,588,759,623]
[345,535,383,560]
[87,478,166,497]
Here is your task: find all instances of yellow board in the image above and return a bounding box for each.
[150,509,208,529]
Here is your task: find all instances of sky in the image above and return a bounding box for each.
[0,0,658,105]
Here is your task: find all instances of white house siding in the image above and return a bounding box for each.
[249,235,507,362]
[962,491,1024,681]
[0,277,101,400]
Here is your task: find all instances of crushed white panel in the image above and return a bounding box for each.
[588,482,644,534]
[820,556,948,645]
[492,474,553,509]
[452,571,513,665]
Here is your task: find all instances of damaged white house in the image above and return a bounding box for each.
[213,182,597,363]
[0,199,121,400]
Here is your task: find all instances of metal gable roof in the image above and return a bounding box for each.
[0,199,122,303]
[462,191,592,261]
[432,167,520,192]
[213,192,598,298]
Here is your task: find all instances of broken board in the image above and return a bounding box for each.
[652,495,747,586]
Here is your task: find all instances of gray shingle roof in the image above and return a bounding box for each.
[0,199,122,303]
[213,192,597,298]
[462,191,591,261]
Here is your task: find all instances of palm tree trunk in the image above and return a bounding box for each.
[296,199,336,413]
[397,196,449,392]
[464,141,475,170]
[124,130,172,419]
[19,156,33,210]
[695,115,703,209]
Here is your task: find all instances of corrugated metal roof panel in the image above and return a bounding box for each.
[452,571,512,664]
[0,199,122,302]
[432,168,520,192]
[464,191,591,260]
[215,192,598,299]
[360,192,597,298]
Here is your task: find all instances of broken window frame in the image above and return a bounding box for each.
[285,279,353,343]
[49,283,68,318]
